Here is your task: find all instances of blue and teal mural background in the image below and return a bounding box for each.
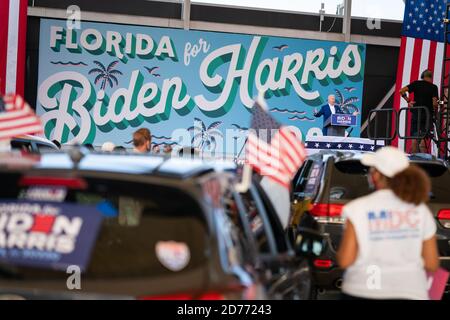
[36,18,366,155]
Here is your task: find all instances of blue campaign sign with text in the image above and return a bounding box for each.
[331,114,357,126]
[36,19,366,156]
[0,200,103,272]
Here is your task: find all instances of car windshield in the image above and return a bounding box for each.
[331,159,450,203]
[0,171,209,295]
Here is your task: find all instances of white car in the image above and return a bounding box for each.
[10,134,59,153]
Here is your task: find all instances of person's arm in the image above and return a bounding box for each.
[421,207,439,272]
[399,86,409,101]
[433,85,439,109]
[337,220,358,269]
[433,97,439,109]
[314,106,324,117]
[400,83,416,107]
[422,236,439,272]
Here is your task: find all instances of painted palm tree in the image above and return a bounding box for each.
[335,88,359,114]
[89,60,123,90]
[187,118,223,151]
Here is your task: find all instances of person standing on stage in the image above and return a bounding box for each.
[399,69,439,154]
[314,94,344,136]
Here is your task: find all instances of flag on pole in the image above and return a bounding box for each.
[246,97,307,189]
[0,94,43,140]
[0,0,28,95]
[393,0,447,151]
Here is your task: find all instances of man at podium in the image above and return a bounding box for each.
[314,94,344,136]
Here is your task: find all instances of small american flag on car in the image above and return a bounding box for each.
[0,94,42,140]
[246,98,306,188]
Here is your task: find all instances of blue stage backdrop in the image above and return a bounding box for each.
[36,18,366,156]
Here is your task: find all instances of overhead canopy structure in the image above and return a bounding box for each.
[28,0,403,47]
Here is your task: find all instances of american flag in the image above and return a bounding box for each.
[393,0,447,151]
[246,99,306,188]
[0,0,28,95]
[0,94,43,140]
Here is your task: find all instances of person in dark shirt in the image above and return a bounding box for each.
[399,69,439,154]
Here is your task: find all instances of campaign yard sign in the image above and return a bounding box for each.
[0,200,103,271]
[36,19,366,156]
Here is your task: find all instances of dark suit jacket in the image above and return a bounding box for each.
[314,104,343,136]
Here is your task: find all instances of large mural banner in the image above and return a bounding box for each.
[36,18,366,156]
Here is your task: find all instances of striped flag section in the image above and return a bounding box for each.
[0,94,43,140]
[393,0,447,152]
[202,178,222,208]
[0,0,28,95]
[246,99,307,188]
[393,37,444,151]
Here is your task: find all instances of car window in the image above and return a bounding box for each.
[294,160,323,199]
[0,172,209,287]
[214,205,249,271]
[10,140,32,153]
[223,192,255,264]
[330,160,371,201]
[293,160,312,193]
[36,142,56,151]
[237,189,274,255]
[334,159,369,175]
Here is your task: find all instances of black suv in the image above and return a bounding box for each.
[290,151,450,298]
[0,150,264,300]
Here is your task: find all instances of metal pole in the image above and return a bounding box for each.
[236,137,248,161]
[343,0,352,42]
[319,3,325,32]
[182,0,191,30]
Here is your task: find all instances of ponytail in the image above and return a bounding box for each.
[387,165,431,205]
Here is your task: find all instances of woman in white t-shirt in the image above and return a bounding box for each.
[337,146,439,300]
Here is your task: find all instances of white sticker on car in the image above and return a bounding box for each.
[155,241,191,272]
[22,187,67,202]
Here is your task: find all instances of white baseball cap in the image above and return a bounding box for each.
[101,141,115,152]
[361,146,409,178]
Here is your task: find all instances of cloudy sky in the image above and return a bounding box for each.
[192,0,405,21]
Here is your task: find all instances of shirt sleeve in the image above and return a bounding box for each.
[342,203,355,225]
[407,81,417,93]
[314,106,324,117]
[421,205,437,241]
[433,85,439,99]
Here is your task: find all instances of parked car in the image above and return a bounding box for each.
[10,135,58,153]
[224,175,325,300]
[289,151,450,299]
[0,149,264,300]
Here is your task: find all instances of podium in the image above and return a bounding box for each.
[324,114,357,137]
